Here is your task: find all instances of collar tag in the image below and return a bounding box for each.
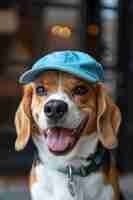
[67,166,76,197]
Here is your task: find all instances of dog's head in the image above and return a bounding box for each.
[15,70,121,161]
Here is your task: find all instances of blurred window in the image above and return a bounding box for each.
[101,0,118,7]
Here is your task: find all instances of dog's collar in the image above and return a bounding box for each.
[34,143,110,177]
[57,143,110,177]
[34,144,110,197]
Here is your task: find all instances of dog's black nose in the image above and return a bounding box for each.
[44,100,68,120]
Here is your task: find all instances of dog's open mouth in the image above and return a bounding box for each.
[44,118,87,155]
[45,128,77,154]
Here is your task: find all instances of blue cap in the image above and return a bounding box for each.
[19,50,104,84]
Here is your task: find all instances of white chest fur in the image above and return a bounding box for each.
[31,164,114,200]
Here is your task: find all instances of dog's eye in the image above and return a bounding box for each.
[36,86,47,96]
[72,85,88,96]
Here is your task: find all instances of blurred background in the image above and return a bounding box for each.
[0,0,132,199]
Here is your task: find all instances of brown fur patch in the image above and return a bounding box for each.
[103,162,120,200]
[29,162,39,189]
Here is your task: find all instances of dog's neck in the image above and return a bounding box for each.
[32,133,114,200]
[33,132,99,170]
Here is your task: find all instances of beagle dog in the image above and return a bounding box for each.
[15,52,121,200]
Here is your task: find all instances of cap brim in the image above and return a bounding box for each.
[19,65,102,84]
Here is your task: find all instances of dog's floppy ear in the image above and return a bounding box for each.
[15,85,33,151]
[96,83,121,149]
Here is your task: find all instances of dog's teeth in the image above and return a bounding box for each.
[43,129,51,138]
[46,128,52,135]
[71,129,76,135]
[45,129,49,135]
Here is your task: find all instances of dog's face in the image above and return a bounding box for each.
[30,71,97,157]
[15,71,121,163]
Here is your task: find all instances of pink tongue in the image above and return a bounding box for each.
[46,128,75,152]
